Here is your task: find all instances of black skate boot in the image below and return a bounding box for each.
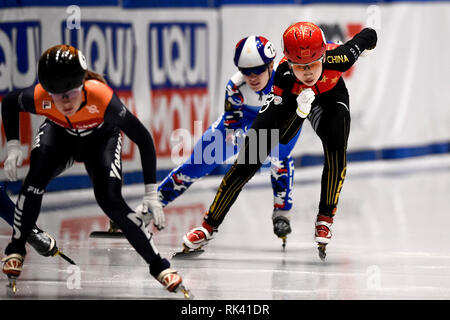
[89,220,124,238]
[108,220,121,233]
[27,226,58,257]
[27,226,76,264]
[273,216,291,238]
[272,212,292,250]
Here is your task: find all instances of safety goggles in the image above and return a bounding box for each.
[288,56,324,71]
[49,85,83,100]
[239,64,269,76]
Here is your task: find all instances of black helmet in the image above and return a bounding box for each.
[38,44,87,94]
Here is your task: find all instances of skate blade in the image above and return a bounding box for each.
[318,243,327,261]
[280,236,287,251]
[55,250,77,265]
[89,231,125,238]
[172,244,205,259]
[6,277,17,296]
[178,285,194,299]
[172,249,205,259]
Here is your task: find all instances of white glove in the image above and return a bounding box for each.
[4,140,24,181]
[135,184,165,231]
[296,88,315,118]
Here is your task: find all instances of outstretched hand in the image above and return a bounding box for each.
[4,140,24,181]
[135,184,165,231]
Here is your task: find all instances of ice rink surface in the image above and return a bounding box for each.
[0,154,449,300]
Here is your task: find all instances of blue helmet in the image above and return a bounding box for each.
[234,35,276,68]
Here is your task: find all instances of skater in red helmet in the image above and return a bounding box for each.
[181,22,377,260]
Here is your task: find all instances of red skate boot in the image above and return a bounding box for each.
[2,253,24,295]
[156,268,192,299]
[315,215,333,261]
[173,221,214,258]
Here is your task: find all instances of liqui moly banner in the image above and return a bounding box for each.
[148,22,211,159]
[0,7,219,182]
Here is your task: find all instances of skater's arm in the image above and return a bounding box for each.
[223,75,245,130]
[324,28,378,72]
[104,94,157,184]
[1,86,36,141]
[257,61,306,144]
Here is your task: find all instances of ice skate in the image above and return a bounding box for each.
[272,211,292,250]
[2,253,24,295]
[89,220,124,238]
[28,226,76,265]
[172,222,214,258]
[157,268,193,299]
[315,215,333,261]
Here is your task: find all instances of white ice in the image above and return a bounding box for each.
[0,154,449,300]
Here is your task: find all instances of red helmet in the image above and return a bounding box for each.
[282,22,326,64]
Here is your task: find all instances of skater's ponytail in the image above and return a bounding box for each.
[84,70,107,85]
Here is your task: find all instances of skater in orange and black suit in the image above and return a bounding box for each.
[1,44,186,293]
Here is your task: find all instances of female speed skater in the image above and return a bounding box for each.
[180,22,377,260]
[1,44,190,297]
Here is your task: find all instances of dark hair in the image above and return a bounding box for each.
[85,70,107,84]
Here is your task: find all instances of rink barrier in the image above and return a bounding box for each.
[2,140,448,194]
[0,0,446,7]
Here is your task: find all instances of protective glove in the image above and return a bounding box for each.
[359,27,377,50]
[4,140,24,181]
[135,184,165,231]
[296,88,315,118]
[224,109,243,130]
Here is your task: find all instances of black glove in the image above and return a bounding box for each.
[358,27,377,50]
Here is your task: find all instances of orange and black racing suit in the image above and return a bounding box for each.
[2,79,169,276]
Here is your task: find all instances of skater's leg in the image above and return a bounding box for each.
[271,155,295,238]
[204,110,282,228]
[314,99,350,218]
[270,126,301,240]
[310,94,350,259]
[94,183,169,276]
[85,133,170,278]
[0,185,15,226]
[183,101,295,251]
[0,186,59,257]
[4,123,71,257]
[158,116,235,207]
